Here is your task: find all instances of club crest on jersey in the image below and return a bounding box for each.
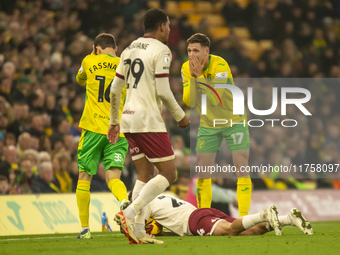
[164,53,170,64]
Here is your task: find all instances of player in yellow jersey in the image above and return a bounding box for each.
[76,33,129,239]
[182,33,252,217]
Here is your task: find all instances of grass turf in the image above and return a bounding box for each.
[1,221,339,255]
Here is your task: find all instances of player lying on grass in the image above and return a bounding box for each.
[116,194,313,244]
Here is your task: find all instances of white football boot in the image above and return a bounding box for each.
[289,208,313,235]
[264,205,282,236]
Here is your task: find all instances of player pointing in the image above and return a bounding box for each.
[108,9,189,244]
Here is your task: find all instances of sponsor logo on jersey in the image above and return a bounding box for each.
[215,71,228,79]
[94,113,109,119]
[123,110,135,115]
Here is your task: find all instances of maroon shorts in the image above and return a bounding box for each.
[124,132,174,162]
[188,208,236,236]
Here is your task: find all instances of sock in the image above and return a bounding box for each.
[132,180,146,201]
[196,178,212,208]
[124,174,169,218]
[279,215,292,226]
[242,211,265,229]
[81,227,89,232]
[134,223,146,239]
[107,178,128,202]
[76,180,91,228]
[237,176,252,216]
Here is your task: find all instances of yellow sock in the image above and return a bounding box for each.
[196,178,212,208]
[108,178,128,202]
[237,176,252,217]
[76,180,91,228]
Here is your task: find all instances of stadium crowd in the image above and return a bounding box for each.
[0,0,340,196]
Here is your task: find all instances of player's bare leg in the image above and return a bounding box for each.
[116,157,175,243]
[211,219,267,236]
[211,220,239,236]
[233,150,252,217]
[154,159,176,184]
[131,157,155,200]
[123,158,175,219]
[196,152,216,208]
[211,205,281,236]
[239,222,269,235]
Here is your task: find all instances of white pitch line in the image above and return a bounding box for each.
[0,233,122,242]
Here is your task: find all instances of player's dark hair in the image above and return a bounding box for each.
[0,175,8,182]
[94,33,116,50]
[187,33,211,48]
[143,8,168,33]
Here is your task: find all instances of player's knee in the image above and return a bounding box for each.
[137,172,153,183]
[169,172,177,184]
[214,227,236,236]
[163,171,176,184]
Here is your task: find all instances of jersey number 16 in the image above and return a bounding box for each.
[95,75,112,103]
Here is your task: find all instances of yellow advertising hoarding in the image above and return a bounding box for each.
[0,192,120,236]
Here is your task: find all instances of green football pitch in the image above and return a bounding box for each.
[1,221,339,255]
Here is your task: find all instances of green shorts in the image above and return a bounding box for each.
[196,125,250,153]
[77,129,128,175]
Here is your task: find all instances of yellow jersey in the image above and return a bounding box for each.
[182,54,246,128]
[76,53,126,136]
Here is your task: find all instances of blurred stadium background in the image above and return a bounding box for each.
[1,0,340,236]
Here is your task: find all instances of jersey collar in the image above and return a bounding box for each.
[104,54,117,58]
[203,55,211,72]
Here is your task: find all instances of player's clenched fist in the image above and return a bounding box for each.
[178,115,190,128]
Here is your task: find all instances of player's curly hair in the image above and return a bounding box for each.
[143,8,168,33]
[94,33,116,50]
[187,33,211,48]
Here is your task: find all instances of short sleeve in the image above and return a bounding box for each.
[214,58,233,81]
[154,46,171,77]
[76,58,87,86]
